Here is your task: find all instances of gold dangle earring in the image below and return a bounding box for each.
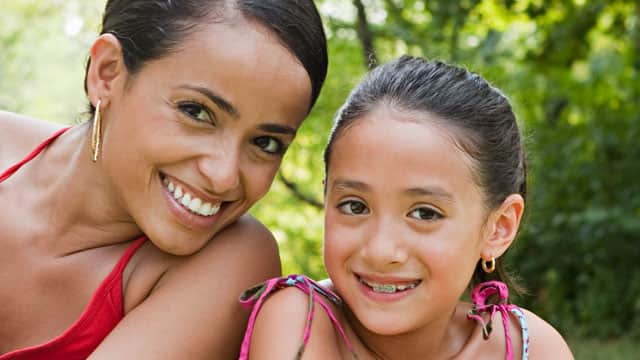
[482,256,496,273]
[91,99,102,162]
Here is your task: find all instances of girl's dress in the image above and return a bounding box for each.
[0,128,147,360]
[239,275,530,360]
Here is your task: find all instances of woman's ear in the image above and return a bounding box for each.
[480,193,525,260]
[86,33,126,108]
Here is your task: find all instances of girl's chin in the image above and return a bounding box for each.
[355,313,416,336]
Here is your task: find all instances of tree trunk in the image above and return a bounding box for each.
[353,0,378,69]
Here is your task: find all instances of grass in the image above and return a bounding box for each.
[568,337,639,359]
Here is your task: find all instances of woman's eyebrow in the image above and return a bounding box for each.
[178,84,239,119]
[258,123,297,135]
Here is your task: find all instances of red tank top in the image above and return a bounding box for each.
[0,127,147,359]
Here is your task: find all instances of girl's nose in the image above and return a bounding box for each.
[360,217,408,268]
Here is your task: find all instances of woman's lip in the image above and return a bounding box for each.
[160,174,225,230]
[160,173,226,204]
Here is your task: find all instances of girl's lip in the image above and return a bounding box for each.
[353,273,422,303]
[354,272,422,285]
[160,174,225,230]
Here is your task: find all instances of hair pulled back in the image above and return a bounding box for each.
[324,56,527,293]
[85,0,328,113]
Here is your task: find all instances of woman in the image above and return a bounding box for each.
[0,0,327,358]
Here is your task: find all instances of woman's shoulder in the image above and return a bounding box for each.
[94,215,282,358]
[0,111,64,169]
[125,214,280,303]
[145,214,282,299]
[519,307,574,359]
[244,275,347,359]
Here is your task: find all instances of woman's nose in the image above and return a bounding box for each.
[198,146,242,197]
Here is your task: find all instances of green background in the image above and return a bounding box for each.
[2,1,639,357]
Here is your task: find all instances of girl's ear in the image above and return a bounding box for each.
[86,33,126,108]
[480,194,525,260]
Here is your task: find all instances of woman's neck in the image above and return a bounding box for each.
[6,124,142,256]
[345,302,473,360]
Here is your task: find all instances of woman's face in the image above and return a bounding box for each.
[99,20,312,255]
[323,105,490,336]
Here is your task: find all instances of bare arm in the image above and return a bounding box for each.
[524,308,574,359]
[248,285,345,360]
[0,111,63,168]
[89,216,281,359]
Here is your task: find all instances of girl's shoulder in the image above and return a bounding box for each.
[0,111,64,170]
[518,307,574,359]
[456,301,573,360]
[239,275,353,359]
[461,280,573,359]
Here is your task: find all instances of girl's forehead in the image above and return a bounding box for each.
[329,111,476,189]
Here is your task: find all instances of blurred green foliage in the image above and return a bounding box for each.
[1,0,638,341]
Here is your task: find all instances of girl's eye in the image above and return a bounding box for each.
[408,207,442,221]
[338,200,369,215]
[253,136,284,155]
[178,102,213,123]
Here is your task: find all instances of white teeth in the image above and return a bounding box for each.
[174,185,183,200]
[201,202,212,215]
[180,193,192,207]
[188,197,202,212]
[209,203,221,216]
[163,178,222,217]
[359,277,418,294]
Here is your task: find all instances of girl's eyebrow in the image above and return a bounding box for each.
[330,179,371,192]
[405,186,455,202]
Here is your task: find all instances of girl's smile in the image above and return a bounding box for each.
[355,272,422,302]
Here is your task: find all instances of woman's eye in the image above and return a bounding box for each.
[338,200,369,215]
[253,136,283,155]
[178,102,213,123]
[408,207,442,221]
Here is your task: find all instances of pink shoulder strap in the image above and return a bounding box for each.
[466,281,530,360]
[0,127,71,183]
[238,275,356,360]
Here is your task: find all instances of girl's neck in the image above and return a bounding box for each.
[345,302,474,360]
[5,124,142,256]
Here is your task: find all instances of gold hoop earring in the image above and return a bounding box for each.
[482,256,496,273]
[91,99,102,162]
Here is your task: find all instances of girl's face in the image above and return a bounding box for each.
[324,105,490,335]
[94,20,311,255]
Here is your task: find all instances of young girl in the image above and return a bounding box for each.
[239,56,573,359]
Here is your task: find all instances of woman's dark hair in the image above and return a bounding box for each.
[84,0,327,113]
[324,56,527,295]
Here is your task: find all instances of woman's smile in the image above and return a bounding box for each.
[160,173,231,230]
[162,174,223,216]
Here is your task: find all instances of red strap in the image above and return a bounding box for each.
[0,127,71,183]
